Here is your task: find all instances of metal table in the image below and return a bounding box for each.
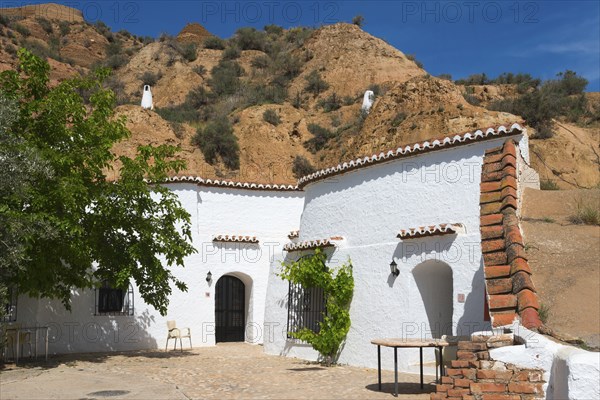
[3,326,49,363]
[371,338,452,397]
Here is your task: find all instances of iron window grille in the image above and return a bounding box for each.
[94,281,134,316]
[286,282,326,338]
[1,287,17,322]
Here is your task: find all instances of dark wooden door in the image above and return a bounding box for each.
[215,275,245,342]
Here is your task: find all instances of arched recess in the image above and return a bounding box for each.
[412,260,453,338]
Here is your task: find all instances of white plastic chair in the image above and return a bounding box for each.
[165,320,192,351]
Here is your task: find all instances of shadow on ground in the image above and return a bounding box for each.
[365,382,436,395]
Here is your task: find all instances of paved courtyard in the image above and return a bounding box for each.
[0,343,434,399]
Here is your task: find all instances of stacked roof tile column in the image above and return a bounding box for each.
[480,140,542,329]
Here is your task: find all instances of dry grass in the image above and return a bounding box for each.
[568,195,600,225]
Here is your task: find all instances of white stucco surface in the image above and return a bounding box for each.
[264,137,527,373]
[12,184,304,354]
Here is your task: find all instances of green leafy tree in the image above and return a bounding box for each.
[0,49,196,315]
[279,248,354,366]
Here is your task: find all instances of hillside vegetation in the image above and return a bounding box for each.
[0,3,598,187]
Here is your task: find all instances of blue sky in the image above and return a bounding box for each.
[19,1,600,90]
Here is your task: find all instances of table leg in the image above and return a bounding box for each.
[394,347,398,397]
[16,329,20,364]
[420,347,423,389]
[439,346,444,378]
[45,328,49,362]
[35,329,39,360]
[377,345,381,391]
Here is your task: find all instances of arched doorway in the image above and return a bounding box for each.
[413,260,453,338]
[215,275,246,342]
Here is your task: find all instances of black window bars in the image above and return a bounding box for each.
[94,281,134,316]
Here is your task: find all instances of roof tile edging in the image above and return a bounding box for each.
[397,223,464,239]
[158,176,300,192]
[283,236,344,252]
[213,235,259,244]
[480,140,542,330]
[298,123,525,189]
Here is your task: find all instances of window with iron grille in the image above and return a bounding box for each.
[94,281,134,316]
[286,282,326,338]
[1,287,17,322]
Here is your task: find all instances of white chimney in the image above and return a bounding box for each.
[141,85,154,110]
[361,90,375,113]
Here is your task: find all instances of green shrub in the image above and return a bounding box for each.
[251,54,271,69]
[140,71,162,86]
[179,43,197,62]
[36,17,53,34]
[291,92,303,109]
[264,24,284,36]
[405,53,423,68]
[463,93,481,106]
[208,60,244,96]
[169,122,185,139]
[104,76,130,105]
[58,21,70,36]
[186,86,211,108]
[23,39,58,60]
[317,92,341,112]
[273,52,302,79]
[222,46,241,60]
[203,36,226,49]
[568,197,600,225]
[263,109,281,126]
[284,27,313,47]
[304,123,334,153]
[292,155,315,178]
[304,70,329,96]
[12,23,30,37]
[192,119,240,169]
[391,112,407,127]
[94,21,111,37]
[538,303,551,324]
[438,73,452,81]
[155,104,199,123]
[106,40,123,57]
[234,27,267,51]
[192,65,207,77]
[540,179,559,190]
[104,54,127,69]
[0,14,8,26]
[352,15,365,27]
[4,43,17,55]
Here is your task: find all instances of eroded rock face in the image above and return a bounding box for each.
[177,23,213,45]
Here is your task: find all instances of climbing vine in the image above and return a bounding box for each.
[279,248,354,366]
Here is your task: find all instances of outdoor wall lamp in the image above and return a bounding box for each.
[389,259,399,276]
[206,271,212,283]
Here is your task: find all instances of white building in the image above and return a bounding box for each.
[11,123,579,377]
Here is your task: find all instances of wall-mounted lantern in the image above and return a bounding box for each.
[206,271,212,283]
[389,259,399,276]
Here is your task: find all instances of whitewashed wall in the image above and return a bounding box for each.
[12,184,304,354]
[264,136,527,373]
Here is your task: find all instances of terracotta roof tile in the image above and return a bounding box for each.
[397,223,463,239]
[480,140,542,330]
[283,237,343,252]
[288,230,300,239]
[484,265,511,279]
[298,123,524,188]
[213,235,259,243]
[157,176,300,191]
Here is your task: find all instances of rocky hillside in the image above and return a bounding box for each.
[1,3,598,187]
